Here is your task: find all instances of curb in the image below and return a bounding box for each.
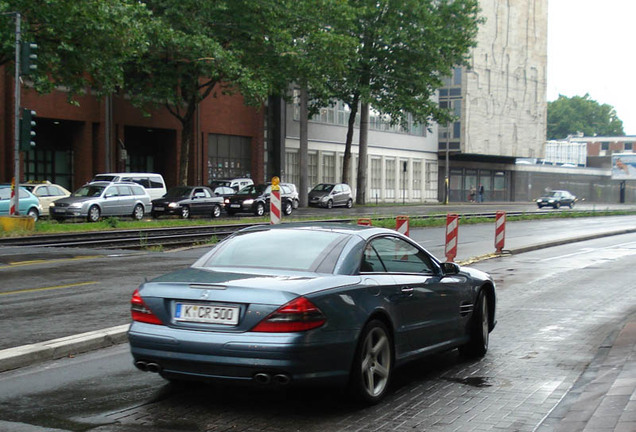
[0,324,129,373]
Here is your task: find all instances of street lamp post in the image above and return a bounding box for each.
[444,123,450,205]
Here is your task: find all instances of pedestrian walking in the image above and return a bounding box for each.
[478,184,484,202]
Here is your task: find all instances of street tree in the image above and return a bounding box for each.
[328,0,482,204]
[0,0,151,97]
[268,0,356,206]
[124,0,342,186]
[547,94,624,139]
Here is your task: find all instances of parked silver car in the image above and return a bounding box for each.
[50,181,151,222]
[308,183,353,208]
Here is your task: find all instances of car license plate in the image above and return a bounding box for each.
[174,303,239,325]
[229,204,240,208]
[154,206,164,211]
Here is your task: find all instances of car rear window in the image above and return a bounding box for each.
[199,229,349,272]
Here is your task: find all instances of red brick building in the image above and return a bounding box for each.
[1,68,265,191]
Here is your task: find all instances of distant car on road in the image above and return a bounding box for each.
[50,181,151,222]
[536,190,576,209]
[0,185,41,220]
[151,186,223,219]
[224,184,293,216]
[128,223,496,404]
[23,181,71,217]
[309,183,353,209]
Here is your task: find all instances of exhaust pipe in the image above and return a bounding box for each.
[273,374,291,385]
[146,363,161,373]
[134,360,148,371]
[254,373,271,384]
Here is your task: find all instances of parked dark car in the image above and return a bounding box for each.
[129,223,496,404]
[151,186,223,219]
[309,183,353,208]
[536,190,576,209]
[224,184,293,216]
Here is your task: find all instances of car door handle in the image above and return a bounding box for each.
[401,286,414,294]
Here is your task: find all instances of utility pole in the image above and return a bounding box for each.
[444,123,450,205]
[12,12,21,215]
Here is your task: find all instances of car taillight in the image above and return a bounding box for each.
[131,289,163,325]
[251,296,326,332]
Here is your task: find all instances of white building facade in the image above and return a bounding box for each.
[278,95,440,203]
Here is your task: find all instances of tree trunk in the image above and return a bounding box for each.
[178,105,196,186]
[299,86,309,207]
[342,94,359,185]
[356,102,369,205]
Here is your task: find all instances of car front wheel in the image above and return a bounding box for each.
[554,202,560,209]
[459,290,489,358]
[349,320,393,405]
[326,199,333,209]
[27,207,39,221]
[132,204,145,220]
[180,206,190,219]
[254,203,265,217]
[283,201,293,216]
[87,205,101,222]
[346,199,353,209]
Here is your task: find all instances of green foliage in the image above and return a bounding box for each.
[330,0,483,127]
[104,217,119,228]
[547,94,625,140]
[0,0,152,97]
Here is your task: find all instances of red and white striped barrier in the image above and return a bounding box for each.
[445,213,459,262]
[270,176,281,225]
[495,211,506,253]
[396,215,409,237]
[357,218,372,226]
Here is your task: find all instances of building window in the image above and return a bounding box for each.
[413,160,422,199]
[308,152,318,188]
[385,158,396,199]
[323,153,335,183]
[208,134,251,182]
[370,158,382,199]
[601,142,609,151]
[453,122,461,139]
[453,67,462,85]
[625,142,633,151]
[285,150,299,186]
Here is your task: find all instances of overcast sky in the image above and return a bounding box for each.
[547,0,636,135]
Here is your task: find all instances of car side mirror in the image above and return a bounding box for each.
[441,262,460,275]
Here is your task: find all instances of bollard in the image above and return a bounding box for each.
[445,213,459,262]
[396,215,410,237]
[270,176,281,225]
[495,211,506,253]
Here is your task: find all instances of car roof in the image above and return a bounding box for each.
[238,222,397,240]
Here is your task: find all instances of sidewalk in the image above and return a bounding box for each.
[536,314,636,431]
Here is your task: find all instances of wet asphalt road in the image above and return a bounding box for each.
[0,229,635,431]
